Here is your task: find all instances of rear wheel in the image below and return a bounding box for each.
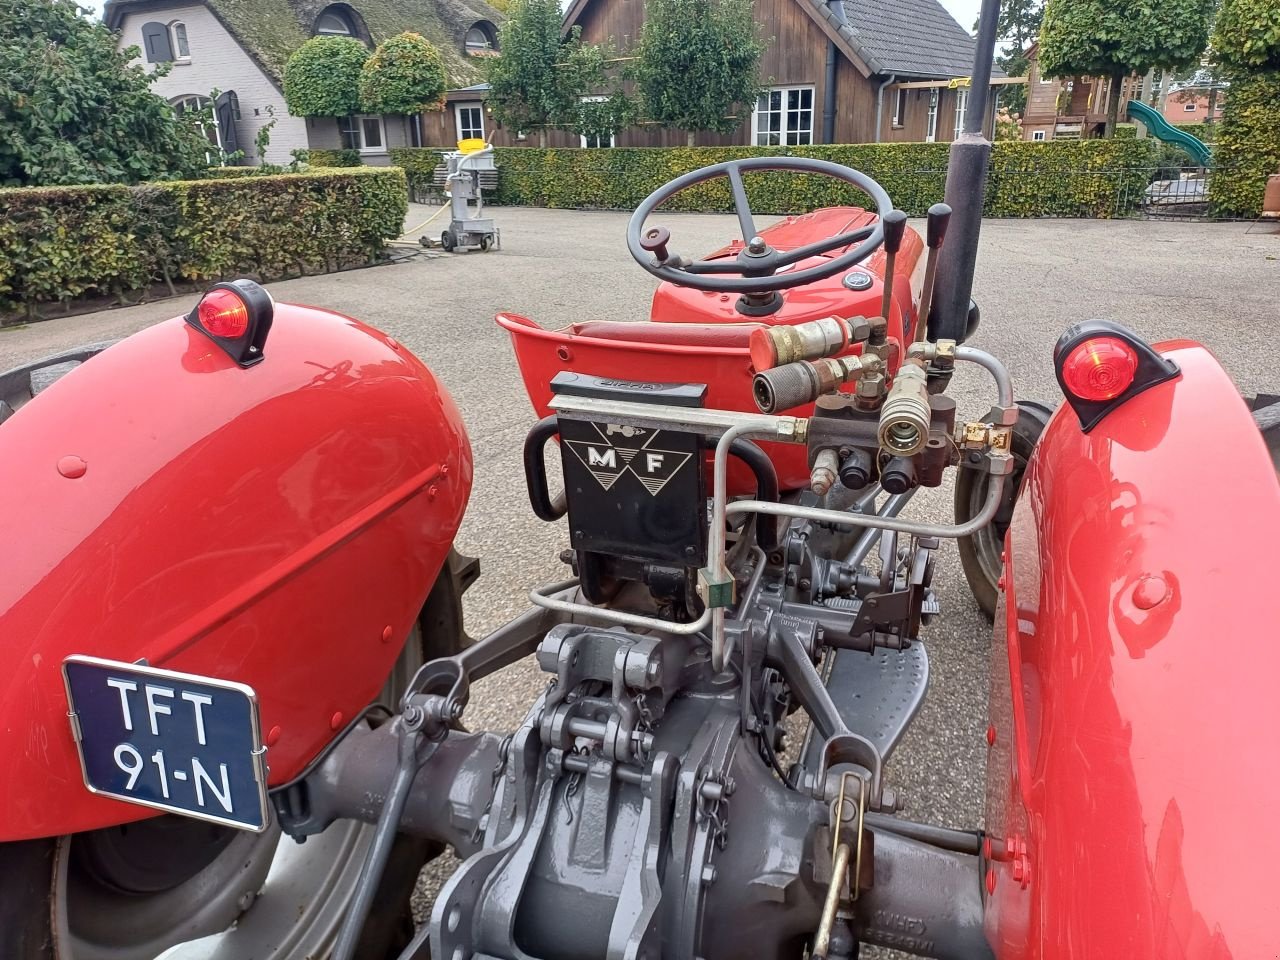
[441,230,455,252]
[0,553,471,960]
[954,401,1055,620]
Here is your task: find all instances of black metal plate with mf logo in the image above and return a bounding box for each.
[553,374,707,567]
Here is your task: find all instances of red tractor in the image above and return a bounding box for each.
[3,16,1278,960]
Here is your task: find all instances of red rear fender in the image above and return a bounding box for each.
[0,303,472,841]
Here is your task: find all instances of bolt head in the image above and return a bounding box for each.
[747,236,766,254]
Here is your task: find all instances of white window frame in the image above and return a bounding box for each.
[1032,130,1046,141]
[170,20,190,61]
[579,96,615,148]
[1183,101,1198,112]
[925,88,938,142]
[339,114,387,154]
[316,11,352,35]
[953,87,969,139]
[752,85,815,146]
[464,24,495,53]
[892,88,906,127]
[455,102,485,142]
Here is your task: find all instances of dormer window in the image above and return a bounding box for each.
[316,11,353,35]
[140,20,191,63]
[171,21,190,60]
[464,21,498,55]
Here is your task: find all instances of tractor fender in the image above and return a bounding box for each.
[985,341,1280,958]
[0,303,472,841]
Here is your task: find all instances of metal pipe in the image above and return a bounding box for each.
[823,41,838,144]
[529,580,712,636]
[873,74,896,143]
[955,345,1014,407]
[843,491,914,566]
[862,812,982,856]
[812,842,852,959]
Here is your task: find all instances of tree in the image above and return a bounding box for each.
[1039,0,1216,135]
[981,0,1044,116]
[284,36,369,117]
[0,0,210,187]
[360,33,447,114]
[1212,0,1280,72]
[635,0,764,146]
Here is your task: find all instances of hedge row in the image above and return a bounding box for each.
[388,139,1160,218]
[0,167,408,321]
[305,148,363,167]
[1208,72,1280,217]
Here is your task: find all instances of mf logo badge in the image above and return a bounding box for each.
[564,423,693,496]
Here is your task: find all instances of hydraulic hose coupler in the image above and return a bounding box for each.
[877,362,932,457]
[749,315,871,371]
[753,355,874,415]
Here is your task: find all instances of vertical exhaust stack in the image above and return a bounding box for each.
[927,0,1001,343]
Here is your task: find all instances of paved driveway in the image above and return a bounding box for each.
[3,207,1276,941]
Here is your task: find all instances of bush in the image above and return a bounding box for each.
[386,139,1159,217]
[388,147,450,195]
[307,148,364,167]
[359,33,447,115]
[0,168,408,321]
[1208,71,1280,217]
[284,37,370,117]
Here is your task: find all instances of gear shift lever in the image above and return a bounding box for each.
[879,210,908,325]
[914,203,952,342]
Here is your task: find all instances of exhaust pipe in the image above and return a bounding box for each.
[927,0,1000,343]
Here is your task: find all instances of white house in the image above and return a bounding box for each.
[104,0,504,166]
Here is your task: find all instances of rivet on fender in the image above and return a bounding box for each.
[1132,575,1170,610]
[330,711,344,730]
[382,625,395,643]
[57,455,88,479]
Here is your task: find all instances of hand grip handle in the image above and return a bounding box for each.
[881,210,908,255]
[640,225,671,262]
[926,203,952,249]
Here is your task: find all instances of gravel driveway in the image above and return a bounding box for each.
[3,206,1276,951]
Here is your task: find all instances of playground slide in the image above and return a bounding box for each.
[1127,99,1213,166]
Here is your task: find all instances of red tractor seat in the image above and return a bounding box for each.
[497,312,813,493]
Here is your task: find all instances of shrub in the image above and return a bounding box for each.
[307,148,364,167]
[0,168,408,321]
[360,33,447,115]
[386,139,1159,217]
[1208,71,1280,217]
[284,37,370,117]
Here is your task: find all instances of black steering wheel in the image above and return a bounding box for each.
[626,156,894,298]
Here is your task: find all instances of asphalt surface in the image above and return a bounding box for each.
[4,206,1277,950]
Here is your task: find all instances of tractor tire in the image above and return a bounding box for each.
[955,401,1055,620]
[441,230,455,252]
[1253,399,1280,475]
[0,550,475,960]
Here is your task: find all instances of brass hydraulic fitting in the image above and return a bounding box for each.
[752,355,877,414]
[877,361,932,456]
[749,315,872,371]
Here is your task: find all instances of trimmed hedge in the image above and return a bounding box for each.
[385,140,1159,218]
[306,148,364,167]
[0,167,408,321]
[1208,72,1280,217]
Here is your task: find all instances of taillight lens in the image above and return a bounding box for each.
[1060,337,1138,402]
[197,288,250,339]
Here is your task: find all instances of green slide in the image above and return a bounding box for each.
[1127,99,1212,166]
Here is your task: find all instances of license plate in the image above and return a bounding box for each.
[62,656,270,832]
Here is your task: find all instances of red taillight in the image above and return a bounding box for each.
[1060,337,1138,402]
[197,288,250,339]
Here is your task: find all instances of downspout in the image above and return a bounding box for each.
[874,74,896,142]
[822,0,848,144]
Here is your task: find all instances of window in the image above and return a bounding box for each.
[892,88,906,127]
[925,88,938,142]
[580,96,615,148]
[141,21,174,62]
[1183,102,1197,112]
[1032,129,1046,141]
[173,95,216,146]
[953,87,969,138]
[465,22,497,54]
[752,86,814,146]
[339,115,386,153]
[316,11,352,34]
[170,21,190,60]
[455,103,484,142]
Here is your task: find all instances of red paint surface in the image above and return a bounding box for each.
[986,342,1280,959]
[0,304,471,841]
[500,208,923,493]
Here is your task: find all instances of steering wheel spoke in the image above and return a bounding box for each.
[626,156,892,299]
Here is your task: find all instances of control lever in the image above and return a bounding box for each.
[640,225,672,264]
[878,210,908,324]
[913,203,952,343]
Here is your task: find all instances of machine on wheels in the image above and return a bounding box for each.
[440,140,500,254]
[2,2,1278,957]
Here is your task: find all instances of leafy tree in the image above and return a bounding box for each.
[486,0,622,146]
[284,36,369,117]
[636,0,764,146]
[359,32,447,114]
[1039,0,1216,135]
[981,0,1044,116]
[1212,0,1280,72]
[0,0,209,187]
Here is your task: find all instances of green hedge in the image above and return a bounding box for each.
[1208,72,1280,217]
[388,140,1159,218]
[389,147,450,196]
[305,148,364,167]
[0,167,408,321]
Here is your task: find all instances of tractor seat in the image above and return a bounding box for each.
[568,320,758,350]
